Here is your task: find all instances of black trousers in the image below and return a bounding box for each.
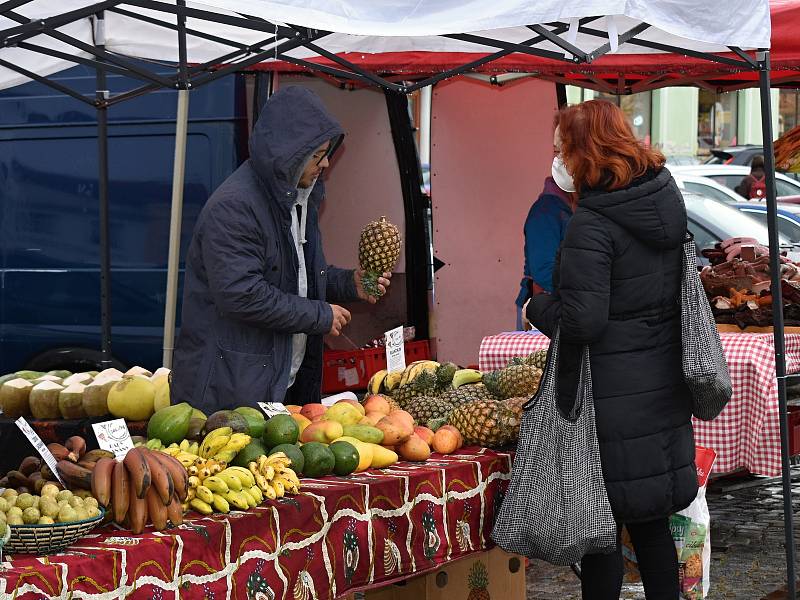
[580,517,678,600]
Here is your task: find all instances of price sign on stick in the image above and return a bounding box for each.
[15,417,64,485]
[385,326,406,373]
[92,418,134,459]
[258,402,291,418]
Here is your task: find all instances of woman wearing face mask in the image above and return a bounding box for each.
[527,100,697,600]
[515,129,576,330]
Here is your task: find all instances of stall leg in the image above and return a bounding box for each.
[96,11,112,369]
[758,48,797,600]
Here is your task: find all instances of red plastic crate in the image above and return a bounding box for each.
[321,340,431,394]
[789,406,800,456]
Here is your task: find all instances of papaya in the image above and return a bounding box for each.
[341,424,384,444]
[147,402,193,445]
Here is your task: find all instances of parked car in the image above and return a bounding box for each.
[671,165,800,202]
[673,172,744,204]
[703,145,800,182]
[682,191,797,262]
[732,202,800,244]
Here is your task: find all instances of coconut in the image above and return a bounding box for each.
[62,372,93,387]
[124,366,152,378]
[29,381,64,419]
[0,378,34,417]
[59,383,87,419]
[107,376,156,421]
[32,374,63,386]
[82,373,121,417]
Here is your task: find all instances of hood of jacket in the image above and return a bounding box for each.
[248,86,344,210]
[579,167,686,250]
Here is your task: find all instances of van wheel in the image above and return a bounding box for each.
[24,348,127,374]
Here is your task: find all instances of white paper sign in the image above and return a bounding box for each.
[92,418,134,459]
[15,417,64,485]
[321,391,359,407]
[385,326,406,373]
[258,402,291,418]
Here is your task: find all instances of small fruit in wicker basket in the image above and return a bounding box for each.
[358,216,401,298]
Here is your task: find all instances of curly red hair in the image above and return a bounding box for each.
[555,100,665,193]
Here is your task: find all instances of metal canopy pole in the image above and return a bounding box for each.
[758,48,797,600]
[95,10,112,368]
[162,0,189,369]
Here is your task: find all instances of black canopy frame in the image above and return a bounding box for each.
[0,2,795,596]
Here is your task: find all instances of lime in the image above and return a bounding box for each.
[299,442,335,478]
[231,439,268,468]
[263,414,300,448]
[269,443,305,475]
[329,441,359,476]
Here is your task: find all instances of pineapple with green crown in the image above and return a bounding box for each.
[433,362,458,393]
[467,561,491,600]
[358,216,401,298]
[389,370,436,408]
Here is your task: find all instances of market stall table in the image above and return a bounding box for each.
[0,448,511,600]
[479,331,800,476]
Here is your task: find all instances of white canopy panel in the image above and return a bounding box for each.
[0,0,772,91]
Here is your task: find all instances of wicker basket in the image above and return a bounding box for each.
[5,508,104,555]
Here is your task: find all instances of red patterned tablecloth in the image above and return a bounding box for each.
[480,331,800,476]
[0,448,511,600]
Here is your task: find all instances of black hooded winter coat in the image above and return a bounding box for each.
[172,87,359,413]
[528,167,698,524]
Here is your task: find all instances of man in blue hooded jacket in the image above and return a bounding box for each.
[172,87,390,412]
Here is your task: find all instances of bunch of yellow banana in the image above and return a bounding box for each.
[198,427,251,463]
[160,439,200,458]
[187,463,264,515]
[367,359,441,394]
[160,446,204,469]
[399,360,440,387]
[248,453,301,500]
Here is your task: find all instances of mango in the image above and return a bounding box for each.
[413,426,435,446]
[376,416,412,446]
[363,395,392,416]
[323,402,363,426]
[300,403,326,421]
[291,413,312,433]
[398,435,431,462]
[369,443,398,469]
[337,436,373,472]
[300,420,343,444]
[342,424,384,444]
[360,412,385,426]
[335,398,365,416]
[285,405,302,414]
[432,428,460,454]
[388,409,415,429]
[439,425,464,449]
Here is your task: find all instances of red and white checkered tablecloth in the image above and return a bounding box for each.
[479,331,800,476]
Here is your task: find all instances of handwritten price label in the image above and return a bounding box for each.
[258,402,291,418]
[15,417,64,485]
[92,418,134,459]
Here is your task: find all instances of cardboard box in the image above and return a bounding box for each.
[363,547,525,600]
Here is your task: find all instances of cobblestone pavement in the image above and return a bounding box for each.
[525,469,800,599]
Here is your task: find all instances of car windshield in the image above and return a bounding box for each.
[684,193,791,246]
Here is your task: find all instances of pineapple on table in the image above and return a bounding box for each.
[449,399,516,448]
[358,216,401,299]
[483,358,542,399]
[438,383,497,406]
[405,396,455,424]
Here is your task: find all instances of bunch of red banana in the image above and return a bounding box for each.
[88,447,188,534]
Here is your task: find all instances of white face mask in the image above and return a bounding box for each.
[551,155,576,193]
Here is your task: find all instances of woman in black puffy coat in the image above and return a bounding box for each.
[528,100,697,600]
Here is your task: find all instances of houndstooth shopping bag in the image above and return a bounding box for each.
[681,233,732,421]
[491,327,616,565]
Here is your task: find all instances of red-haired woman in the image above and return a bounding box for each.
[527,100,697,600]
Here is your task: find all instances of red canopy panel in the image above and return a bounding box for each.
[249,1,800,92]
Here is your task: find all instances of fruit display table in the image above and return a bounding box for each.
[0,448,511,599]
[479,331,800,476]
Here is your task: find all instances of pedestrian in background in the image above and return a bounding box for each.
[734,154,767,199]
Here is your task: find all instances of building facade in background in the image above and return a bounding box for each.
[566,86,798,160]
